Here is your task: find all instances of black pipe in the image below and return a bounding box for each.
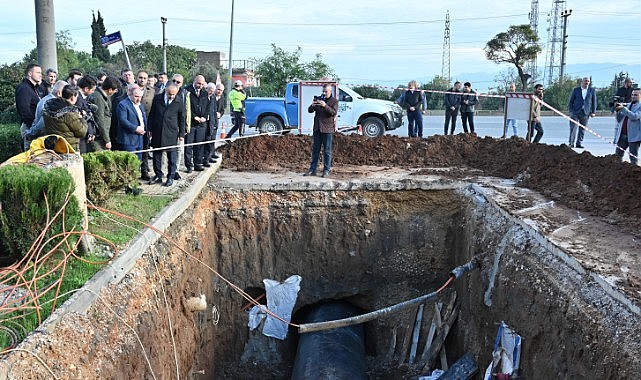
[291,301,366,380]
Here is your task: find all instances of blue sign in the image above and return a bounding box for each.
[100,31,122,47]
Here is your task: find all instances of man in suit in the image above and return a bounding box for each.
[568,77,597,148]
[116,84,147,161]
[184,75,210,171]
[148,83,185,186]
[614,89,641,165]
[204,83,225,163]
[137,70,156,180]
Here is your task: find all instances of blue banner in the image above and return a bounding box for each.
[100,31,122,47]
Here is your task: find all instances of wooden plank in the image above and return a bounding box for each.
[408,303,424,365]
[423,304,459,372]
[432,301,449,371]
[398,306,418,365]
[416,303,440,368]
[438,352,478,380]
[385,326,397,362]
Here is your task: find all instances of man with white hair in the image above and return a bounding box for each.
[24,79,68,149]
[115,84,147,161]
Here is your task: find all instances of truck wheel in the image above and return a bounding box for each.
[258,116,284,134]
[361,117,385,138]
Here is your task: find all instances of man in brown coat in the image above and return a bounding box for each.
[303,84,338,178]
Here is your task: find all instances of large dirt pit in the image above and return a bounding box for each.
[1,134,640,379]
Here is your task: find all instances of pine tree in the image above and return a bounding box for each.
[91,11,110,62]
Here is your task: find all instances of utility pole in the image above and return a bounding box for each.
[161,17,167,74]
[559,9,572,81]
[227,0,235,100]
[34,0,58,72]
[441,10,451,84]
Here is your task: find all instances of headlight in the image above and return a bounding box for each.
[390,104,402,114]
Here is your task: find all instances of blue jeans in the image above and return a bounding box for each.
[407,109,423,137]
[569,113,589,146]
[506,118,518,136]
[309,130,333,174]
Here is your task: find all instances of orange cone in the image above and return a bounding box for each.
[357,124,363,135]
[220,122,226,139]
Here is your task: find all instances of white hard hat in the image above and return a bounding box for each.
[234,80,243,86]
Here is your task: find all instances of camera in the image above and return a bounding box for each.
[609,95,625,108]
[313,94,326,101]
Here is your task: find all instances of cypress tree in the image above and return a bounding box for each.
[91,11,110,62]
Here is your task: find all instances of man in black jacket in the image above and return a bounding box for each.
[205,83,225,163]
[443,81,461,135]
[16,63,43,150]
[185,75,210,171]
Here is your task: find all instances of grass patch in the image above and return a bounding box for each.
[0,252,106,349]
[89,193,173,245]
[0,192,172,350]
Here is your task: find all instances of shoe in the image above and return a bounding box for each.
[185,167,193,174]
[140,173,152,181]
[575,144,584,149]
[125,186,142,196]
[164,179,174,187]
[212,153,220,159]
[322,171,330,178]
[149,177,162,185]
[194,166,204,171]
[174,172,182,180]
[303,171,316,176]
[202,162,211,168]
[209,158,217,163]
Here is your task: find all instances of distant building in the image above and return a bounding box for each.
[196,51,225,69]
[196,52,259,87]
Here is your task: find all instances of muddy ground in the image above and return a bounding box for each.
[221,133,641,230]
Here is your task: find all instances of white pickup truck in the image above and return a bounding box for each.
[244,82,403,137]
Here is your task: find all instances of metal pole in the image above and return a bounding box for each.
[121,38,132,71]
[559,9,572,81]
[227,0,235,103]
[161,17,167,73]
[34,0,58,72]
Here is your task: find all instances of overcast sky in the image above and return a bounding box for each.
[1,0,639,89]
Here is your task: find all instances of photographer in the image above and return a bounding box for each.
[614,89,641,165]
[303,84,338,178]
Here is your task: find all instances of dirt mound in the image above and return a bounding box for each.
[221,133,641,229]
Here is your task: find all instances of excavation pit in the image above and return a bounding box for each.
[1,134,641,378]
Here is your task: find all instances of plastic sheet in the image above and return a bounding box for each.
[247,275,301,340]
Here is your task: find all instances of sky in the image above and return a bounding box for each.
[1,0,640,91]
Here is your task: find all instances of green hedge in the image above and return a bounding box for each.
[0,165,83,261]
[0,123,22,163]
[83,150,140,205]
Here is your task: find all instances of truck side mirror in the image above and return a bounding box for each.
[342,95,353,102]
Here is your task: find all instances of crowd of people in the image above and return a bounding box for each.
[14,63,641,186]
[14,63,229,187]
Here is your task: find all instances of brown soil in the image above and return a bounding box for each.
[221,133,641,230]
